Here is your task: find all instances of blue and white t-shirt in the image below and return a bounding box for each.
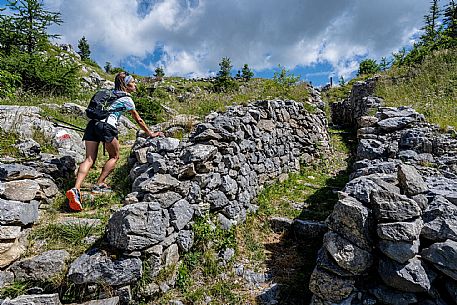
[105,90,136,127]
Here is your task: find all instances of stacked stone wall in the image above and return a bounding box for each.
[311,80,457,304]
[65,99,330,301]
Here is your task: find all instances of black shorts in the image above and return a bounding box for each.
[82,120,118,143]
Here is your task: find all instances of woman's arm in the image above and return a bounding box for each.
[129,110,163,138]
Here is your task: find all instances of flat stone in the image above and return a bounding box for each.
[135,174,180,194]
[67,249,142,286]
[326,195,373,251]
[0,179,40,201]
[426,176,457,205]
[377,219,423,242]
[1,293,62,305]
[0,163,43,181]
[9,250,70,282]
[0,226,22,240]
[372,190,422,222]
[323,231,373,274]
[422,196,457,241]
[309,267,355,303]
[180,144,218,164]
[0,199,39,226]
[379,239,420,264]
[0,229,28,268]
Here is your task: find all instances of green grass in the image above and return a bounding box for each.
[149,77,311,120]
[376,48,457,129]
[0,128,20,158]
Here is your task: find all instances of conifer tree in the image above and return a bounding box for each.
[421,0,441,45]
[3,0,62,54]
[241,64,254,81]
[77,36,91,61]
[154,66,165,78]
[443,0,457,39]
[104,61,112,73]
[357,59,380,76]
[215,57,237,92]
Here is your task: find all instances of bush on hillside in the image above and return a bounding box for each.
[0,51,79,96]
[134,96,164,125]
[0,70,21,98]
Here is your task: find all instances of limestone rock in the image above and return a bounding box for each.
[377,219,423,242]
[1,294,62,305]
[379,239,420,264]
[309,267,355,302]
[0,163,42,181]
[0,199,39,226]
[371,190,422,222]
[169,199,194,230]
[107,202,168,251]
[379,257,433,293]
[67,249,142,286]
[323,231,373,274]
[9,250,70,282]
[421,239,457,280]
[0,179,40,201]
[422,196,457,241]
[397,164,428,196]
[180,144,217,164]
[326,196,373,251]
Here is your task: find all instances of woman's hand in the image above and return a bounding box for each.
[148,131,164,138]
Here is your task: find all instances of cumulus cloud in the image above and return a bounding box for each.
[46,0,430,79]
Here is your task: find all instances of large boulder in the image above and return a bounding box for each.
[9,250,70,282]
[326,195,373,251]
[67,249,142,286]
[421,239,457,280]
[0,199,39,226]
[378,257,433,293]
[107,202,168,251]
[422,196,457,242]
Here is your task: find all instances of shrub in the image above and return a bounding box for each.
[134,96,163,125]
[0,52,79,95]
[0,69,21,98]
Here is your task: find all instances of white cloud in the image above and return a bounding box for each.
[47,0,430,78]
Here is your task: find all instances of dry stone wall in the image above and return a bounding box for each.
[310,80,457,304]
[66,99,330,301]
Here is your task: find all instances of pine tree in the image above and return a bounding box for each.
[443,0,457,39]
[339,76,345,86]
[241,64,254,81]
[77,36,91,60]
[421,0,441,45]
[215,57,237,92]
[154,66,165,78]
[104,61,112,73]
[3,0,62,54]
[357,59,380,76]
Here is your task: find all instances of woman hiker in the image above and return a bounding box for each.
[66,71,163,211]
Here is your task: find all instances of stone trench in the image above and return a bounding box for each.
[0,97,331,304]
[4,78,457,305]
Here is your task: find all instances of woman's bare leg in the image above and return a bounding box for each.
[96,138,120,185]
[74,141,99,190]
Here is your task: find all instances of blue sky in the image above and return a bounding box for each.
[1,0,432,86]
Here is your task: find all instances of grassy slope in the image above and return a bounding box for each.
[375,48,457,129]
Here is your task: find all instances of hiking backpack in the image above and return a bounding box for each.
[85,89,127,120]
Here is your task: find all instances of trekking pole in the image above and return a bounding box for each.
[46,116,86,132]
